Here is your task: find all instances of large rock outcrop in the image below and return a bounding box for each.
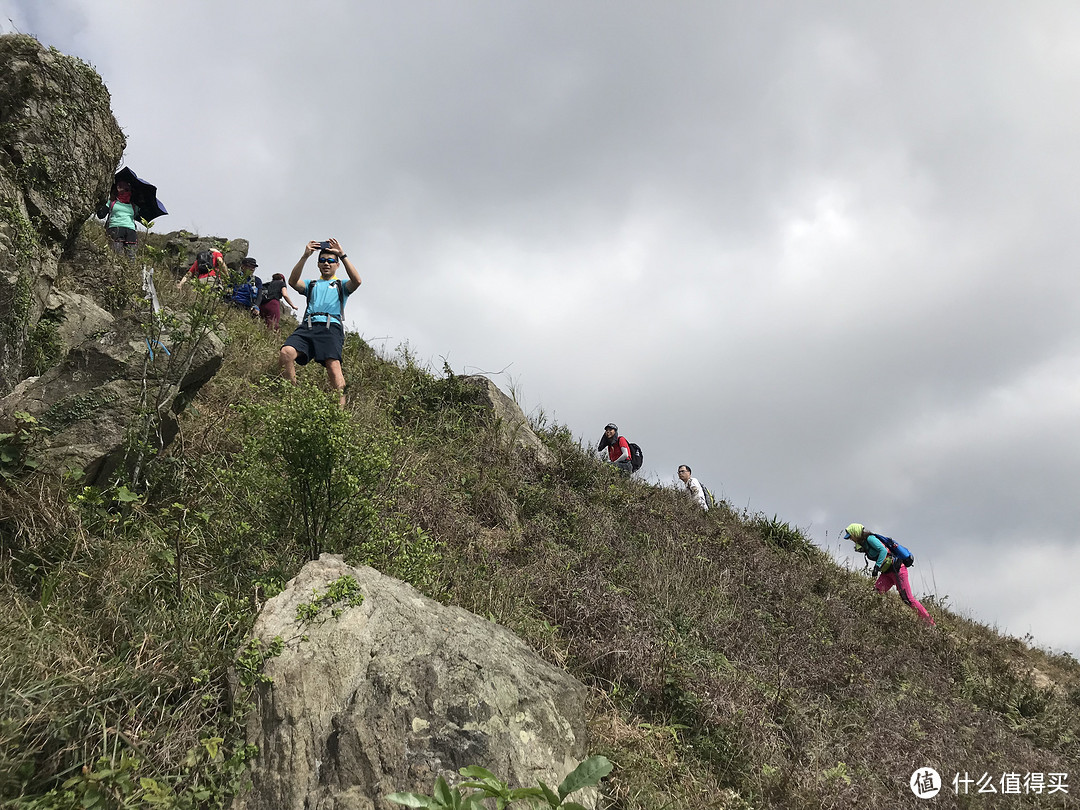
[0,35,226,481]
[0,310,223,483]
[145,231,251,280]
[234,555,593,810]
[0,34,125,393]
[461,375,555,465]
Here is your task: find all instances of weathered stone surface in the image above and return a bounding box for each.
[44,290,115,350]
[0,314,224,483]
[0,36,230,476]
[0,34,125,393]
[233,555,593,810]
[460,375,555,465]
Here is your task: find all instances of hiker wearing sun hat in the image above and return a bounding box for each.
[843,523,935,626]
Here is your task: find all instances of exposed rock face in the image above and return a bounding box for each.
[0,35,226,481]
[0,313,223,483]
[0,34,125,393]
[234,555,592,810]
[461,375,555,465]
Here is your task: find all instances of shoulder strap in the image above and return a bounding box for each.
[301,279,315,322]
[332,279,345,314]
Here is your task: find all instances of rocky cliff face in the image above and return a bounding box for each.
[0,35,223,481]
[234,556,594,810]
[0,34,125,393]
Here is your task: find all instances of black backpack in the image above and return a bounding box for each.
[196,249,215,273]
[628,442,643,472]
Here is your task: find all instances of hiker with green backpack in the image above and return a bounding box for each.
[844,523,935,626]
[279,238,361,408]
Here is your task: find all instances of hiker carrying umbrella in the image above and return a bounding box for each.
[96,167,168,259]
[844,523,935,626]
[97,177,139,258]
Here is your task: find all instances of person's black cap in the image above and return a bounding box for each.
[605,423,618,431]
[241,256,258,267]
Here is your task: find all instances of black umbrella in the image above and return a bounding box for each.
[113,166,168,222]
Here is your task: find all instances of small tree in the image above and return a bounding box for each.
[241,382,389,559]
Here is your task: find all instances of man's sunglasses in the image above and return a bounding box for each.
[318,256,338,264]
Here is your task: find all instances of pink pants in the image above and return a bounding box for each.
[875,565,935,626]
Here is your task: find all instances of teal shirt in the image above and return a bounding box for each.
[856,534,889,568]
[106,201,137,230]
[304,278,351,320]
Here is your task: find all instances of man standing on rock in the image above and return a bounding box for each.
[278,238,361,407]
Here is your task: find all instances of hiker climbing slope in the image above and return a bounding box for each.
[257,272,298,331]
[178,247,226,286]
[223,256,263,315]
[844,523,935,626]
[677,464,708,510]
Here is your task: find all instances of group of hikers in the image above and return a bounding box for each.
[99,179,358,409]
[101,176,933,629]
[174,239,360,408]
[597,424,935,627]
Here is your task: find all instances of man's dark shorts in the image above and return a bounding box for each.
[283,322,344,365]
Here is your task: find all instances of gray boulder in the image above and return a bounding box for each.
[233,555,593,810]
[461,375,555,466]
[0,313,224,483]
[0,37,229,480]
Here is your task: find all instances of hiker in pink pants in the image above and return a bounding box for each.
[844,523,935,626]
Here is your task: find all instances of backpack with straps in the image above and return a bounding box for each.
[868,533,915,568]
[700,483,718,509]
[196,250,216,273]
[628,442,643,472]
[227,276,261,308]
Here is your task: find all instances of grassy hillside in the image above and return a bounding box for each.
[2,227,1078,808]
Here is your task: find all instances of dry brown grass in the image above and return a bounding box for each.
[2,258,1078,807]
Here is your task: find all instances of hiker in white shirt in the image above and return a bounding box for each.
[677,465,707,510]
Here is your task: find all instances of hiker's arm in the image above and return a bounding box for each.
[614,440,630,463]
[289,243,318,295]
[282,287,299,311]
[865,535,888,567]
[326,237,361,293]
[177,262,195,287]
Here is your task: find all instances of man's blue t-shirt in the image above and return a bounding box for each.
[305,278,351,320]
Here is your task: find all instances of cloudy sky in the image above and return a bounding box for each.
[6,1,1080,655]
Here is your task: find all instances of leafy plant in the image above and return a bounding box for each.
[237,382,390,559]
[295,574,364,624]
[0,411,46,479]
